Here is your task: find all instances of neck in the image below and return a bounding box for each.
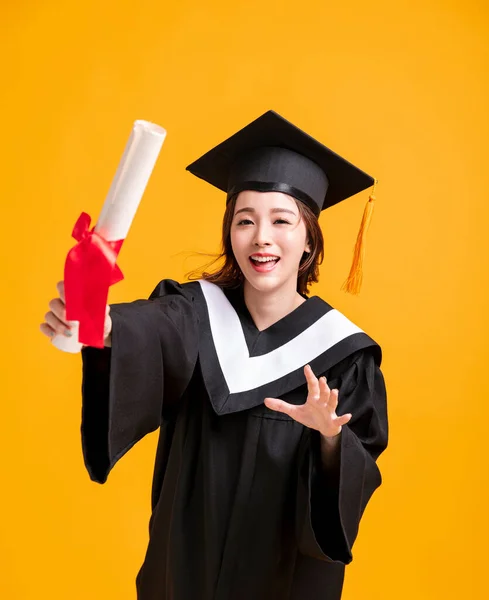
[243,280,306,332]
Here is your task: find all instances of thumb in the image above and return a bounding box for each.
[264,398,296,417]
[56,281,65,303]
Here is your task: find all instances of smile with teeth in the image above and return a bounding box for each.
[251,256,279,263]
[249,255,281,272]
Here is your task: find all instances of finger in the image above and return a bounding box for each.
[304,364,320,400]
[324,388,339,413]
[56,281,65,304]
[264,397,299,418]
[319,376,331,403]
[336,413,352,426]
[39,322,55,338]
[44,312,72,337]
[48,298,69,324]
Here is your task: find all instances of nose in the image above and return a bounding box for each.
[253,222,272,247]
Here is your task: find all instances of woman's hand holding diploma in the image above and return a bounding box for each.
[41,119,166,353]
[40,281,113,347]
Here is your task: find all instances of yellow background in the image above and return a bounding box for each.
[1,0,488,598]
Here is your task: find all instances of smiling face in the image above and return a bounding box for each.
[230,190,311,295]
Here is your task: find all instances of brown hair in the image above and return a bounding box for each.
[186,194,324,296]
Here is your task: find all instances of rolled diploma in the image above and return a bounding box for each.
[53,119,167,353]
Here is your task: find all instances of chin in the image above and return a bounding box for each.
[242,269,294,295]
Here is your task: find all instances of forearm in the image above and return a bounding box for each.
[319,431,342,472]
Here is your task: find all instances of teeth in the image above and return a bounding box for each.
[251,256,279,263]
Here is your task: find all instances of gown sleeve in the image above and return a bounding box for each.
[80,279,199,484]
[295,347,388,564]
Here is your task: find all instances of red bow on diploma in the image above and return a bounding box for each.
[64,212,124,348]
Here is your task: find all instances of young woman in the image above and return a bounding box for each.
[41,111,388,600]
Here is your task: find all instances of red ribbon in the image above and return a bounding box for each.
[64,212,124,348]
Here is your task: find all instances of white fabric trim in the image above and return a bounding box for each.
[198,280,363,394]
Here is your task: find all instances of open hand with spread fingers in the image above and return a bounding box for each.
[264,364,352,438]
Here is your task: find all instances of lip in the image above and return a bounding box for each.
[249,253,280,259]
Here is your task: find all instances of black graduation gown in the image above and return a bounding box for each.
[81,279,388,600]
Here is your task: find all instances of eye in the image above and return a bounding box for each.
[274,218,291,224]
[236,218,253,226]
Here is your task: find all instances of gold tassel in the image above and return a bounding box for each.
[341,179,378,295]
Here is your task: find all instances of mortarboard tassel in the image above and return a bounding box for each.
[341,179,378,295]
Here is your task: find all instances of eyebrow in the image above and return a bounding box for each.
[234,207,297,217]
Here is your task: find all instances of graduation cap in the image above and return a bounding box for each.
[186,110,378,295]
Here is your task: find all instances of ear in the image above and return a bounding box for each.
[304,240,312,254]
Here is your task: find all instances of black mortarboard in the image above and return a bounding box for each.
[186,110,378,294]
[185,110,374,217]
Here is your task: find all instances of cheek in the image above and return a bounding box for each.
[230,229,246,258]
[280,230,308,257]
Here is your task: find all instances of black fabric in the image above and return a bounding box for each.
[80,279,388,599]
[81,281,199,483]
[185,110,375,213]
[228,179,321,216]
[188,280,381,416]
